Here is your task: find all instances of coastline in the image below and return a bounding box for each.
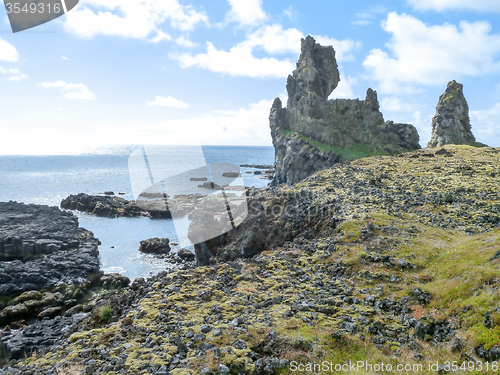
[2,145,500,374]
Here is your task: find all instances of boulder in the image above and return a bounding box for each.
[177,248,196,261]
[139,238,171,254]
[99,273,131,289]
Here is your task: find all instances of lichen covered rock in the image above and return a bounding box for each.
[428,80,483,148]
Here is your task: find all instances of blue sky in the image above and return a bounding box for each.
[0,0,500,154]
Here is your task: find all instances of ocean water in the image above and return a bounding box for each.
[0,145,274,280]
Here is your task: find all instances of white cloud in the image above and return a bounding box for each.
[149,30,171,43]
[352,13,374,26]
[328,75,357,99]
[225,0,267,27]
[173,26,361,78]
[173,42,294,78]
[61,56,70,60]
[0,38,19,62]
[351,6,387,27]
[8,74,27,81]
[363,12,500,93]
[471,103,500,145]
[238,25,361,61]
[312,35,362,62]
[146,95,189,108]
[63,0,208,39]
[380,96,413,112]
[238,24,303,54]
[176,36,197,48]
[0,100,274,155]
[282,6,297,22]
[0,67,27,81]
[407,0,500,12]
[40,81,95,100]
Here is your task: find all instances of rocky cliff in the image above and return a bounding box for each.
[428,80,484,148]
[271,35,420,185]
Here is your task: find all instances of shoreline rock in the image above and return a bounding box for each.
[61,193,173,218]
[0,202,134,362]
[60,193,208,219]
[0,202,101,327]
[139,238,171,254]
[240,164,273,169]
[0,202,101,300]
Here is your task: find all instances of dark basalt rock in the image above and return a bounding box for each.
[61,193,201,219]
[270,35,420,185]
[1,313,89,361]
[0,203,100,296]
[240,164,273,169]
[99,273,131,289]
[139,238,171,254]
[0,240,100,298]
[61,193,172,218]
[177,248,195,261]
[0,202,101,328]
[428,80,484,148]
[0,201,81,261]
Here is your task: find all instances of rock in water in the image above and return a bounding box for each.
[139,237,171,254]
[270,35,420,185]
[427,80,481,148]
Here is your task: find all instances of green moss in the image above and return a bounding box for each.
[442,85,461,102]
[98,305,113,321]
[281,130,390,160]
[474,325,500,350]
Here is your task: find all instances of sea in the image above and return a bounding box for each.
[0,145,275,280]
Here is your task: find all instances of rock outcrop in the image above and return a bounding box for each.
[0,202,82,261]
[270,35,420,185]
[0,202,101,327]
[428,80,484,148]
[61,193,196,219]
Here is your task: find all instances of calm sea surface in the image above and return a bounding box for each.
[0,145,274,280]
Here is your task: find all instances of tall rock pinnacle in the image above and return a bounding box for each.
[269,35,420,186]
[428,80,477,148]
[286,35,340,106]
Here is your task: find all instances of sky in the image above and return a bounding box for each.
[0,0,500,154]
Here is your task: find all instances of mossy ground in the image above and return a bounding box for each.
[11,145,500,374]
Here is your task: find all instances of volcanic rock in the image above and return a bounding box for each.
[428,80,483,148]
[139,238,171,254]
[270,35,420,185]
